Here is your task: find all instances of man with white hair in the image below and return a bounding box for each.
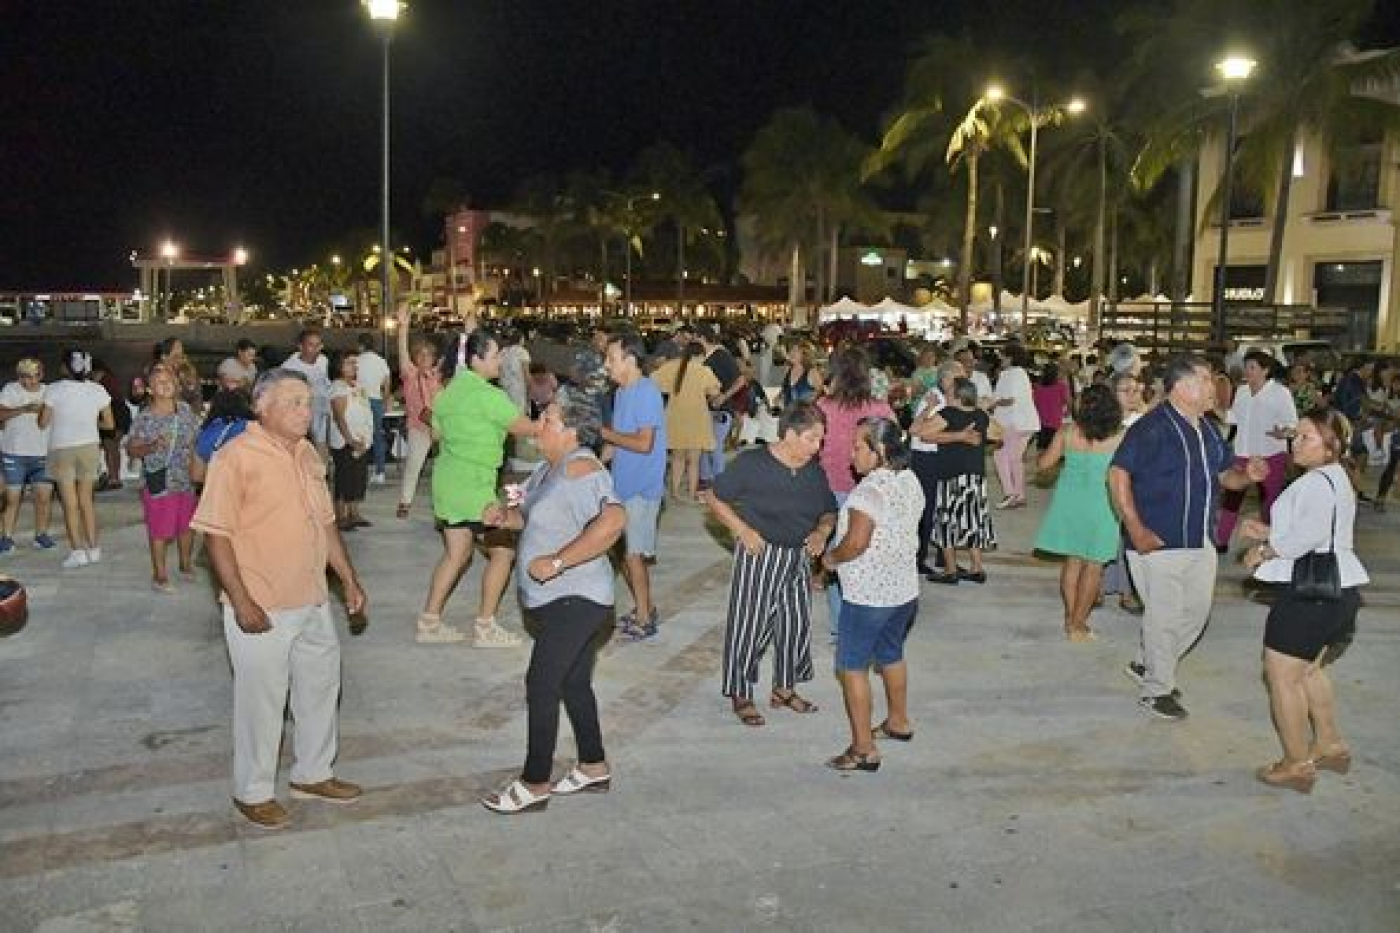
[192,369,368,829]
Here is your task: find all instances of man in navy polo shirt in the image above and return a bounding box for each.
[1109,355,1267,720]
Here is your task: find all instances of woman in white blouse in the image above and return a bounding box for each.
[821,417,924,772]
[1241,409,1369,795]
[991,344,1040,509]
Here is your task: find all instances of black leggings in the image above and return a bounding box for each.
[910,449,941,568]
[522,596,612,784]
[1379,448,1399,500]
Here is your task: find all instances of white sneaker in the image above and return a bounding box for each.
[86,547,102,563]
[371,473,387,486]
[62,550,90,569]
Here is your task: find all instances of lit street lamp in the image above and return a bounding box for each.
[159,239,180,320]
[366,0,402,354]
[1210,54,1257,344]
[986,85,1086,332]
[604,189,660,315]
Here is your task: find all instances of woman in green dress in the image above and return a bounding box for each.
[1032,383,1124,642]
[416,328,537,646]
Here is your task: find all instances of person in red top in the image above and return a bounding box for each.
[816,346,895,640]
[395,305,443,518]
[1031,361,1073,451]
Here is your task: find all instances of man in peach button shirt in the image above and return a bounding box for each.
[192,369,368,829]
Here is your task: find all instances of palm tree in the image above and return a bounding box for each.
[741,108,885,322]
[1039,86,1140,326]
[1131,0,1400,304]
[629,143,725,310]
[512,174,577,311]
[867,35,1033,326]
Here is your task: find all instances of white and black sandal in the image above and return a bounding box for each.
[552,766,611,796]
[481,779,550,814]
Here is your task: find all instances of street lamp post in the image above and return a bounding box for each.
[604,189,659,316]
[160,239,179,320]
[1211,55,1256,345]
[366,0,401,355]
[986,86,1085,333]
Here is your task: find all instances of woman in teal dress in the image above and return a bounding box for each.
[1033,383,1124,642]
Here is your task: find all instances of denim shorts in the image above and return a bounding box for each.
[835,599,918,672]
[2,453,50,488]
[622,495,661,557]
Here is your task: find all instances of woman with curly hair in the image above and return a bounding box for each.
[1032,382,1125,641]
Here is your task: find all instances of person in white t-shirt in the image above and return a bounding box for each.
[0,358,57,552]
[497,329,531,415]
[991,344,1041,509]
[39,349,114,568]
[355,333,392,484]
[217,338,260,390]
[281,328,331,451]
[328,353,374,530]
[1217,350,1299,549]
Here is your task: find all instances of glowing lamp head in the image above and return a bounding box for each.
[1216,56,1257,83]
[365,0,401,23]
[985,85,1006,102]
[1066,97,1087,115]
[233,247,249,265]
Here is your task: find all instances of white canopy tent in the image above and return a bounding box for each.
[817,296,871,319]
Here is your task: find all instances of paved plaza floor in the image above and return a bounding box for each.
[1,464,1397,932]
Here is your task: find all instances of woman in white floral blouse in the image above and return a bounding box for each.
[821,416,924,772]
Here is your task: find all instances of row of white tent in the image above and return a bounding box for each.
[818,291,1177,326]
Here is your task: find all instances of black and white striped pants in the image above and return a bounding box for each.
[721,543,815,699]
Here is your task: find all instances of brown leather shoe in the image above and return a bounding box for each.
[233,797,290,829]
[289,777,362,803]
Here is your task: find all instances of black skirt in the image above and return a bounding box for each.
[1264,587,1360,662]
[331,446,369,503]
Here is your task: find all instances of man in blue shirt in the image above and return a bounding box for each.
[601,333,668,641]
[1109,355,1267,721]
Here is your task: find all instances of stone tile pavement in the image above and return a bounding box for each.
[1,467,1397,931]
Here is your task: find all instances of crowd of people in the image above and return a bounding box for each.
[0,317,1381,825]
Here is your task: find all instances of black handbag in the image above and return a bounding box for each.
[1290,472,1341,603]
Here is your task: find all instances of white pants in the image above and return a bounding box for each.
[398,428,433,507]
[223,602,341,803]
[1126,547,1217,698]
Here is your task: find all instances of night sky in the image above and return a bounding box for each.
[3,1,1398,290]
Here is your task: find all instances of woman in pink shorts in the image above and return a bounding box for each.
[126,367,201,592]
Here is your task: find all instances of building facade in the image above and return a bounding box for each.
[1192,73,1400,352]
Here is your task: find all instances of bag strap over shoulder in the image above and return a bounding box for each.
[1314,470,1337,554]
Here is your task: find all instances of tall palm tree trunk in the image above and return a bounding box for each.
[1171,161,1195,303]
[1262,130,1297,305]
[1090,135,1107,329]
[957,149,981,328]
[788,242,805,326]
[828,223,840,303]
[1053,216,1067,297]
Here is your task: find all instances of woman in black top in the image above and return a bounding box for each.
[708,400,837,726]
[924,378,995,584]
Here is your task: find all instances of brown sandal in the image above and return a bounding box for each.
[732,701,765,727]
[769,690,819,714]
[396,503,410,519]
[1256,760,1316,794]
